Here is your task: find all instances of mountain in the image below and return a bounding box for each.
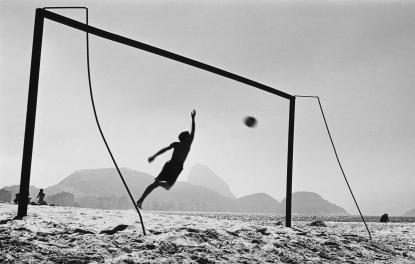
[3,167,348,215]
[187,164,235,199]
[45,168,154,197]
[281,192,348,215]
[237,193,280,213]
[44,168,239,212]
[150,182,238,212]
[403,207,415,216]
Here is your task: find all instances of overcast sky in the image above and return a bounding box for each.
[1,0,415,215]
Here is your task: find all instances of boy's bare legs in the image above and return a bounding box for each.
[137,182,158,209]
[137,181,172,209]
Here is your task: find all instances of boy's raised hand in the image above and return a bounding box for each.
[191,109,196,118]
[148,156,155,163]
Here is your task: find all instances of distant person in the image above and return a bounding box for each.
[137,110,196,209]
[380,213,390,223]
[13,193,20,204]
[37,189,47,205]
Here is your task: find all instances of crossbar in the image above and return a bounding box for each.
[41,8,293,100]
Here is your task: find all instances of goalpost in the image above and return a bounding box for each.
[17,8,296,227]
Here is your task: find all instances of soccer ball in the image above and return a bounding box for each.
[244,116,257,128]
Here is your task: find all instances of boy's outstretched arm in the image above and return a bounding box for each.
[148,144,174,163]
[190,109,196,141]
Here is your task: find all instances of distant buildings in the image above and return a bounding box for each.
[47,192,75,207]
[0,189,12,202]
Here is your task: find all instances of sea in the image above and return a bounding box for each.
[166,211,415,223]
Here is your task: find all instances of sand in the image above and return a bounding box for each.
[0,203,414,263]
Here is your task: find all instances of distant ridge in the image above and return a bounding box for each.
[1,167,348,215]
[403,207,415,217]
[237,193,280,213]
[45,168,154,197]
[281,191,348,215]
[187,164,235,199]
[45,168,238,212]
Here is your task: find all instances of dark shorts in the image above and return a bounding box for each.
[155,161,183,185]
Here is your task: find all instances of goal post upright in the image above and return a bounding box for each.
[17,9,45,218]
[17,8,296,228]
[286,98,296,227]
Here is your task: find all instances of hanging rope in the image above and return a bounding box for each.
[43,6,146,236]
[295,95,371,240]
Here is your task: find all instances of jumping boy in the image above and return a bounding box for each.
[137,110,196,209]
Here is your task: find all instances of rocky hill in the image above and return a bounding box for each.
[237,193,280,213]
[187,164,235,199]
[43,168,238,212]
[1,166,348,215]
[403,207,415,216]
[45,168,154,197]
[281,191,348,215]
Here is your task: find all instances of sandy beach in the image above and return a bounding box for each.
[1,203,414,263]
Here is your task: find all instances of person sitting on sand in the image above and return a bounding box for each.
[137,110,196,209]
[380,213,390,223]
[37,189,47,205]
[13,193,20,204]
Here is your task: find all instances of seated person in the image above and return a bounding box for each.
[36,189,47,205]
[13,193,20,204]
[380,213,390,223]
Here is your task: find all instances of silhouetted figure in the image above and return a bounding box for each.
[37,189,47,205]
[380,213,390,223]
[137,110,196,209]
[13,193,20,204]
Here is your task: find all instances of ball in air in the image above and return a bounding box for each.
[244,116,257,128]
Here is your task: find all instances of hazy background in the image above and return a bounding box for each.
[1,0,414,215]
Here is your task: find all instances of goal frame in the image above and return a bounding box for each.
[17,8,296,227]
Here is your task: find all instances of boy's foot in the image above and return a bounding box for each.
[136,200,142,209]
